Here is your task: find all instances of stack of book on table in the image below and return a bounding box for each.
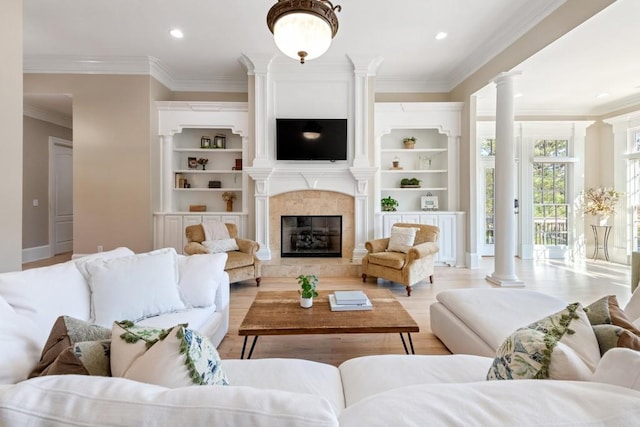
[329,290,372,312]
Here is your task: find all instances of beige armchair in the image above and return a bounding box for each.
[184,223,261,286]
[362,223,439,296]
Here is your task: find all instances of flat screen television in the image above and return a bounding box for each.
[276,118,347,161]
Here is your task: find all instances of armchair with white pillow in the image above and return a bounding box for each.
[184,222,261,286]
[361,223,440,296]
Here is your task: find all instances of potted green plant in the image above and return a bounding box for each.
[401,178,421,188]
[403,137,416,149]
[381,196,399,212]
[297,274,319,308]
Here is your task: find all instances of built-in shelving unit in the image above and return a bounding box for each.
[154,101,250,253]
[374,102,465,266]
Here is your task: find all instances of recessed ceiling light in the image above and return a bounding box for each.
[435,32,448,40]
[596,92,610,98]
[170,29,184,39]
[514,93,523,98]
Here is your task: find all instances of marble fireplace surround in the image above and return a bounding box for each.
[269,190,355,262]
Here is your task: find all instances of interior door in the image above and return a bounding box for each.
[50,138,73,255]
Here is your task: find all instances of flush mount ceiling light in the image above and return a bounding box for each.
[267,0,342,64]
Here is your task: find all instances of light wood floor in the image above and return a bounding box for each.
[24,254,632,366]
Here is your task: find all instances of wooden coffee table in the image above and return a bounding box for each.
[238,289,419,359]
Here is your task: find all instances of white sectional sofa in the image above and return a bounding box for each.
[0,247,230,384]
[2,250,640,425]
[431,288,640,357]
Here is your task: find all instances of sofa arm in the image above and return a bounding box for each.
[184,242,209,255]
[365,238,389,254]
[211,271,230,348]
[407,242,439,261]
[236,238,259,256]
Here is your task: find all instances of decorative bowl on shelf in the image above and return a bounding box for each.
[400,178,421,188]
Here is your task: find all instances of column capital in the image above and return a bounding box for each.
[492,70,522,85]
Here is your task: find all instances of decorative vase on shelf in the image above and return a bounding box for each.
[226,201,233,212]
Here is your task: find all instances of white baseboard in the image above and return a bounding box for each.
[22,245,51,263]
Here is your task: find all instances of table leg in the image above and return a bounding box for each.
[591,225,599,260]
[399,333,416,354]
[603,226,612,261]
[240,336,248,359]
[247,336,259,359]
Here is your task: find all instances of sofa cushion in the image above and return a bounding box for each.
[367,251,406,270]
[135,305,218,332]
[338,381,640,427]
[122,324,228,387]
[387,226,418,253]
[0,260,91,345]
[223,358,344,414]
[85,248,186,327]
[177,253,227,307]
[487,303,600,380]
[203,238,239,254]
[339,354,492,407]
[0,375,339,427]
[0,297,41,384]
[226,251,256,270]
[435,289,568,353]
[30,316,111,378]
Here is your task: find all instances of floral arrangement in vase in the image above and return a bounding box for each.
[583,186,621,221]
[222,192,236,212]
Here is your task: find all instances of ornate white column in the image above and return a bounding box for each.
[246,169,273,260]
[347,55,383,168]
[486,72,524,287]
[350,169,377,261]
[239,53,275,169]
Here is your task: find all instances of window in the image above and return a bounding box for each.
[629,129,640,250]
[480,138,496,157]
[533,139,569,247]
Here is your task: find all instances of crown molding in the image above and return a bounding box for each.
[24,55,248,93]
[23,103,72,129]
[374,77,449,93]
[592,93,640,117]
[448,0,564,89]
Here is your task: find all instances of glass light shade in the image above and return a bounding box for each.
[273,12,332,61]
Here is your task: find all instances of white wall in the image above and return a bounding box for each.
[0,0,23,272]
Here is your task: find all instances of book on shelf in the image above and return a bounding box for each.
[334,290,368,305]
[329,294,373,312]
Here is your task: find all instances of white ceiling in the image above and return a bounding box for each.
[22,0,640,119]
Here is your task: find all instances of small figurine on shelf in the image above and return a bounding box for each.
[222,191,236,212]
[197,158,209,170]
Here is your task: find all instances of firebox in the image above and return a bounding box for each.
[281,215,342,257]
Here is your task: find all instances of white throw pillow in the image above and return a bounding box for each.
[120,324,229,387]
[0,260,91,345]
[177,253,227,307]
[85,248,186,327]
[74,247,135,280]
[591,348,640,391]
[0,297,42,384]
[387,226,419,253]
[202,239,239,254]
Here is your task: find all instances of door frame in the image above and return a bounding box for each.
[48,137,73,257]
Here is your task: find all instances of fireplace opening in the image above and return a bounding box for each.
[281,215,342,258]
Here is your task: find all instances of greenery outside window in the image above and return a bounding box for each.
[533,140,569,247]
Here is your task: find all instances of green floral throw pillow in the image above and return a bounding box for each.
[111,321,228,387]
[487,303,598,381]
